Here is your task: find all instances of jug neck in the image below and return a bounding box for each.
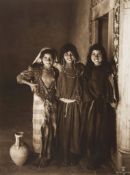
[15,132,24,149]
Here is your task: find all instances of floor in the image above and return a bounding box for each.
[0,87,117,175]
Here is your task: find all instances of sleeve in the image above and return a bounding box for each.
[105,62,119,103]
[82,77,94,102]
[80,63,85,76]
[76,62,85,76]
[17,66,34,84]
[56,72,62,98]
[108,73,119,103]
[53,67,59,82]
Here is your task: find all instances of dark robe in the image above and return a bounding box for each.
[56,63,84,164]
[81,65,116,168]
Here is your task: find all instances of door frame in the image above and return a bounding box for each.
[91,0,114,60]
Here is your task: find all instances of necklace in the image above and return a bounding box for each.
[42,67,54,74]
[64,66,79,78]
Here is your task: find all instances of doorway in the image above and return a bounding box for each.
[96,11,113,61]
[98,14,108,54]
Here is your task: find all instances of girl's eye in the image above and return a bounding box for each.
[64,52,73,57]
[43,57,52,60]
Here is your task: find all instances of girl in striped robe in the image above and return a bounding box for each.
[17,48,58,167]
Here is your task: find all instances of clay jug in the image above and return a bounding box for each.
[10,132,29,166]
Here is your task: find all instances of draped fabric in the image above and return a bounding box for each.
[56,63,84,163]
[17,66,57,157]
[81,65,116,168]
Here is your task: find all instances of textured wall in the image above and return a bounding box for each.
[0,0,72,90]
[117,1,130,170]
[69,0,91,64]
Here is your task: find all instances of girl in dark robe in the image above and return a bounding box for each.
[81,44,117,169]
[17,48,58,167]
[56,43,84,166]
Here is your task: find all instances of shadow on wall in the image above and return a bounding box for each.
[0,0,73,124]
[0,84,33,126]
[0,0,72,89]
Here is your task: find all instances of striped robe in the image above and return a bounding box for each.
[17,65,57,155]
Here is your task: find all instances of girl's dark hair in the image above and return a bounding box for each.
[40,48,57,60]
[85,43,109,79]
[59,43,80,64]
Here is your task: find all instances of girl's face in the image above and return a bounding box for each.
[41,53,53,69]
[91,50,103,66]
[64,51,75,64]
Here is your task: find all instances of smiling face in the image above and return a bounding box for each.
[91,50,103,66]
[64,51,75,64]
[41,53,54,69]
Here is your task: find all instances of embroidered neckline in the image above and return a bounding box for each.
[63,67,79,78]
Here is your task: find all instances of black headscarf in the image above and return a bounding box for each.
[84,43,110,79]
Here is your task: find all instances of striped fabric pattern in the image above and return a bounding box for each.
[32,94,46,154]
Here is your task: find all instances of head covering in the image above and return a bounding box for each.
[32,47,57,64]
[84,43,109,80]
[87,43,107,65]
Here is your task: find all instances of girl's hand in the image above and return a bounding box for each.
[57,64,63,72]
[30,83,38,93]
[53,63,63,72]
[110,102,117,109]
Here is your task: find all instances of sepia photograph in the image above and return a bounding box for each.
[0,0,130,174]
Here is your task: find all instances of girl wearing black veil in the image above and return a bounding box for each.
[81,43,117,169]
